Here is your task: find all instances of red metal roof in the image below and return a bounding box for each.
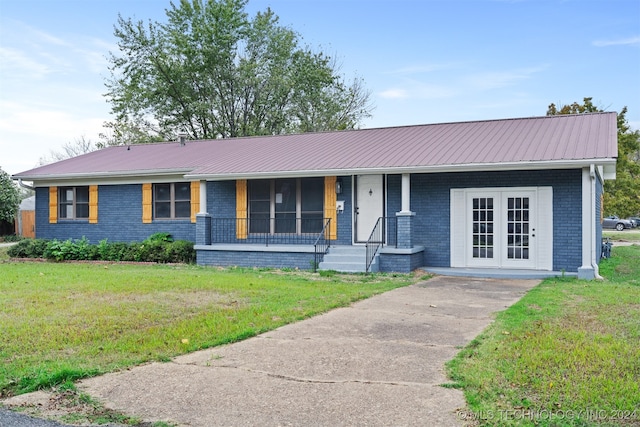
[13,113,618,181]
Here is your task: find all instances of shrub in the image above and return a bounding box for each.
[7,236,195,264]
[166,240,196,263]
[7,239,48,258]
[145,232,173,243]
[44,237,93,261]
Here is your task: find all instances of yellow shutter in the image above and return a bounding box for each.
[142,183,152,223]
[89,185,98,224]
[49,187,58,224]
[324,177,337,240]
[190,181,200,223]
[236,180,247,239]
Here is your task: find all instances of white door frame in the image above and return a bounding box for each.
[451,187,553,270]
[353,174,385,243]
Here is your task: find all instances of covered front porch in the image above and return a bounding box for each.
[192,174,422,273]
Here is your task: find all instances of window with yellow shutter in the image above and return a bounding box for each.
[58,186,90,219]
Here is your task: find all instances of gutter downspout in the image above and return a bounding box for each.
[17,179,35,191]
[590,164,603,280]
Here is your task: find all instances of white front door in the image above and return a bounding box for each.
[451,187,552,270]
[355,175,384,242]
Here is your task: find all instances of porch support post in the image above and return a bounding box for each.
[196,213,212,246]
[196,180,211,246]
[395,173,415,249]
[400,173,411,214]
[395,212,415,249]
[199,180,208,214]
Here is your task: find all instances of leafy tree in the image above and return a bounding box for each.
[105,0,373,142]
[0,167,20,224]
[547,97,640,216]
[97,117,164,148]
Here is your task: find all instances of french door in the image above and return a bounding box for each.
[466,190,536,268]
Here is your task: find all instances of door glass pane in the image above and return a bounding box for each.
[506,197,529,259]
[472,197,493,259]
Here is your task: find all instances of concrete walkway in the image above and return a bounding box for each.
[57,276,538,427]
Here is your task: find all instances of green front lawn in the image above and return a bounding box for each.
[447,245,640,426]
[0,262,416,398]
[603,229,640,242]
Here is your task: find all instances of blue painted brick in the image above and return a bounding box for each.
[36,185,195,243]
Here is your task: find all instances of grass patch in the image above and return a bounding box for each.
[603,230,640,242]
[0,245,12,261]
[0,262,416,398]
[447,245,640,426]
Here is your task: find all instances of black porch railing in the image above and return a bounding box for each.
[313,218,332,272]
[365,216,398,273]
[211,217,331,246]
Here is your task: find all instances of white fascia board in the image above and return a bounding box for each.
[25,170,194,188]
[185,158,618,181]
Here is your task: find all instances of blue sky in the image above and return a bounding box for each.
[1,0,639,176]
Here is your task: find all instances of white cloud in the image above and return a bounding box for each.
[0,100,104,139]
[385,62,462,75]
[0,100,106,174]
[0,46,52,79]
[0,20,113,174]
[378,88,409,99]
[593,36,640,47]
[29,26,69,47]
[378,65,546,102]
[463,66,548,91]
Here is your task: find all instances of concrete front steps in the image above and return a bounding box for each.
[318,245,379,273]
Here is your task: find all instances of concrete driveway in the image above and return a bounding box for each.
[3,275,538,426]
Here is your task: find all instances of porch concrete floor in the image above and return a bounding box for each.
[421,267,576,279]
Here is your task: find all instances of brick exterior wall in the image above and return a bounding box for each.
[197,247,317,270]
[394,169,583,272]
[379,251,424,272]
[35,185,195,243]
[335,176,353,245]
[35,169,585,273]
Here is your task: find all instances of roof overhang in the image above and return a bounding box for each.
[12,169,193,187]
[16,158,617,185]
[185,158,618,181]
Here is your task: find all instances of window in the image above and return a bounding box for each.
[248,178,324,234]
[59,186,89,219]
[154,182,191,219]
[506,197,530,260]
[472,197,493,259]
